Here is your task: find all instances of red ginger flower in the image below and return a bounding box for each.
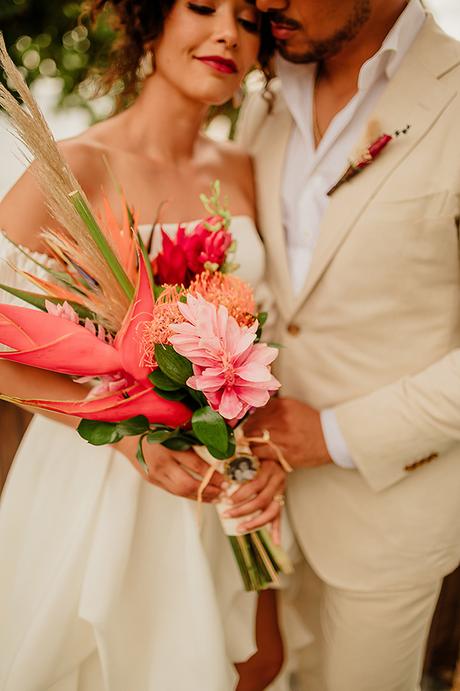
[153,216,233,287]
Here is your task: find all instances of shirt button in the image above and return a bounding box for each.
[287,323,301,336]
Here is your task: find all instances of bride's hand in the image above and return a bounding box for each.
[221,460,287,541]
[116,436,224,502]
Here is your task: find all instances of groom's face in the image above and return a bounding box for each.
[255,0,372,63]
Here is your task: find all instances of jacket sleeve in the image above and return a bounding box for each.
[333,347,460,492]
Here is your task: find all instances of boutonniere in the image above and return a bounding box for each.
[327,122,411,196]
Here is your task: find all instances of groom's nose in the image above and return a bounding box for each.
[256,0,289,11]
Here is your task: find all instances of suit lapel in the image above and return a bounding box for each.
[291,17,460,312]
[252,98,295,310]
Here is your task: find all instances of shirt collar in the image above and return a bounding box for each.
[359,0,426,90]
[277,0,426,108]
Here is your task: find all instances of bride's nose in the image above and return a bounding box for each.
[215,12,239,48]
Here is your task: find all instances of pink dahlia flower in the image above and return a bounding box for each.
[169,295,280,422]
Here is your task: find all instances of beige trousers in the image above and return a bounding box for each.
[293,560,442,691]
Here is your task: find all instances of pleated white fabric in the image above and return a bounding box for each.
[0,220,305,691]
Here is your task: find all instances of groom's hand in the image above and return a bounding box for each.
[244,397,333,471]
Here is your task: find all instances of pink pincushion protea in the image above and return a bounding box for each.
[188,271,256,327]
[169,294,280,422]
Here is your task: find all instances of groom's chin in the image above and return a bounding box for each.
[276,39,343,65]
[276,43,318,64]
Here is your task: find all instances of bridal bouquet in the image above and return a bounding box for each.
[0,35,292,591]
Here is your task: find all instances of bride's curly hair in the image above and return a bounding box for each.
[84,0,275,102]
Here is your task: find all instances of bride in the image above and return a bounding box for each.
[0,1,292,690]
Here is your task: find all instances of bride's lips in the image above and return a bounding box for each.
[195,56,238,74]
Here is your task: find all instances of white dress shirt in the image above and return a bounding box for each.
[278,0,426,468]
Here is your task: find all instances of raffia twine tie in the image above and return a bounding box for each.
[195,428,293,529]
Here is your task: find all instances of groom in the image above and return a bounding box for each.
[236,0,460,688]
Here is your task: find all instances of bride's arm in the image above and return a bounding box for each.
[0,163,223,501]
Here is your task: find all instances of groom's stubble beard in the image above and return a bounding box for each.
[274,0,372,64]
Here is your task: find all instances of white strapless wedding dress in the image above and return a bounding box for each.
[0,218,307,691]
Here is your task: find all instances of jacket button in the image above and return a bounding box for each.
[287,323,301,336]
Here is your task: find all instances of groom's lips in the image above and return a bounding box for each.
[270,18,301,40]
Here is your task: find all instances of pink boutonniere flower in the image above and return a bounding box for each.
[327,124,411,196]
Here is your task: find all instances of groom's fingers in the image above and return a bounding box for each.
[249,443,278,461]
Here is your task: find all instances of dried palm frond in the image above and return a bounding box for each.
[0,33,134,331]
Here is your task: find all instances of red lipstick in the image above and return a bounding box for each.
[195,56,238,74]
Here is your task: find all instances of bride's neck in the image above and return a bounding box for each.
[118,74,208,164]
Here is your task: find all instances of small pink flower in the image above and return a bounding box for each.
[199,229,232,268]
[45,300,79,324]
[169,295,280,422]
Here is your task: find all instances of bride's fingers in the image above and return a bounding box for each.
[223,476,284,518]
[228,474,269,504]
[173,450,225,489]
[237,500,281,534]
[161,464,220,501]
[229,461,280,504]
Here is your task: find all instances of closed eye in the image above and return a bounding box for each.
[187,2,214,15]
[238,17,259,33]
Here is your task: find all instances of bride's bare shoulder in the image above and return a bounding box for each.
[0,130,110,251]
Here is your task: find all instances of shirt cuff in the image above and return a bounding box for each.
[320,409,356,469]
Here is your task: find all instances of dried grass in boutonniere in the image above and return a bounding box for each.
[327,120,411,196]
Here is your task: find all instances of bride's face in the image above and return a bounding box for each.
[153,0,262,105]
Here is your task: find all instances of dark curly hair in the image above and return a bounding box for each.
[85,0,274,102]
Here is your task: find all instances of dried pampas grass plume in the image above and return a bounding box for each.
[0,32,132,331]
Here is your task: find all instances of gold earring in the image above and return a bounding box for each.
[139,49,155,78]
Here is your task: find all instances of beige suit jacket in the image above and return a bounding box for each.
[238,16,460,590]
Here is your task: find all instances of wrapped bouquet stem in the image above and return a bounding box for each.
[195,429,293,592]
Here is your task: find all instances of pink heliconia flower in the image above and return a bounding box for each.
[169,294,280,422]
[7,382,192,425]
[0,250,193,427]
[153,217,233,287]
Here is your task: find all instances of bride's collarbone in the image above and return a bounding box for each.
[57,138,255,224]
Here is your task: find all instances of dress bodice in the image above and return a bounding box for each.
[0,216,266,306]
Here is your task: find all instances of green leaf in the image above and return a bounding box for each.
[187,387,208,408]
[154,388,187,401]
[192,406,229,455]
[257,312,268,327]
[163,436,193,451]
[115,415,150,436]
[136,435,148,473]
[136,228,157,298]
[148,369,183,391]
[146,429,174,443]
[0,283,99,322]
[154,344,193,385]
[77,419,121,445]
[69,191,134,300]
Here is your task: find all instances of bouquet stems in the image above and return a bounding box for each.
[195,445,293,592]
